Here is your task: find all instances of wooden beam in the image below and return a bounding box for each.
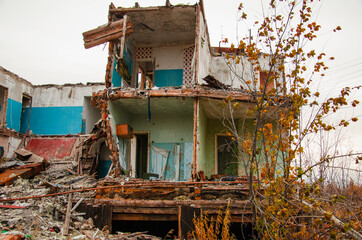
[84,26,133,45]
[109,7,160,13]
[106,88,254,102]
[113,207,177,214]
[180,205,201,239]
[83,19,132,38]
[192,97,198,179]
[178,206,182,240]
[119,15,127,59]
[94,199,251,208]
[112,213,178,221]
[83,19,133,49]
[62,193,73,236]
[84,28,133,49]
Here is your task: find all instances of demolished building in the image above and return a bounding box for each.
[85,1,285,180]
[80,0,285,238]
[0,1,286,239]
[0,66,104,157]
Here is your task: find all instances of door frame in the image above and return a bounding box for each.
[214,133,237,175]
[130,131,150,178]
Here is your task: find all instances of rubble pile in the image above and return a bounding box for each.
[0,169,160,240]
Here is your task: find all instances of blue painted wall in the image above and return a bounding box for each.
[20,107,30,134]
[6,98,22,132]
[98,160,112,178]
[29,106,83,135]
[150,142,189,181]
[112,59,123,87]
[5,98,86,136]
[154,69,183,87]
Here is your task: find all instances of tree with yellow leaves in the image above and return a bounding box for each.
[217,0,362,239]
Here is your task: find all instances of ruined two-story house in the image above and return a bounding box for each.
[85,1,284,182]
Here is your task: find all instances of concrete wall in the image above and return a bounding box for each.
[131,113,193,143]
[30,84,104,135]
[83,97,101,134]
[112,42,189,87]
[0,67,33,132]
[197,10,212,85]
[153,46,185,87]
[109,98,194,179]
[208,55,284,92]
[119,44,194,89]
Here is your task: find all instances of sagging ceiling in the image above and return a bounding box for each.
[111,97,194,116]
[119,6,197,47]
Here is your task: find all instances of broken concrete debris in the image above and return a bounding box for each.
[0,170,162,239]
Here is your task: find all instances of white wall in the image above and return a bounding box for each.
[0,67,33,102]
[6,136,22,158]
[153,46,184,70]
[32,84,105,107]
[83,96,101,133]
[208,54,284,92]
[197,10,212,84]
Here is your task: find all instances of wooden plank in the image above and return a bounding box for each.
[71,197,84,212]
[192,97,198,179]
[113,207,177,214]
[84,28,133,49]
[0,163,43,186]
[84,24,133,44]
[103,205,113,232]
[83,19,131,38]
[180,205,201,239]
[112,213,178,221]
[0,168,32,186]
[62,193,73,236]
[107,88,253,101]
[109,7,160,13]
[119,15,127,59]
[94,199,251,208]
[178,206,182,240]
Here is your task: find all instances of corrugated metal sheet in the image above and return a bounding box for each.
[25,137,76,161]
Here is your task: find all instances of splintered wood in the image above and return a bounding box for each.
[83,18,133,49]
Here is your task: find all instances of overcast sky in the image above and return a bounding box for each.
[0,0,361,85]
[0,0,361,154]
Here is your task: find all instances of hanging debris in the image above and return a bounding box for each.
[202,75,228,89]
[82,18,133,49]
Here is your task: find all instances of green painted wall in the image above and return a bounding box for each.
[109,101,132,125]
[109,101,133,170]
[198,116,255,177]
[109,99,194,173]
[130,113,193,143]
[204,119,227,176]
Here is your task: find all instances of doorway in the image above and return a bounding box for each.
[20,94,31,134]
[216,135,238,176]
[131,133,149,179]
[136,60,154,89]
[97,141,113,178]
